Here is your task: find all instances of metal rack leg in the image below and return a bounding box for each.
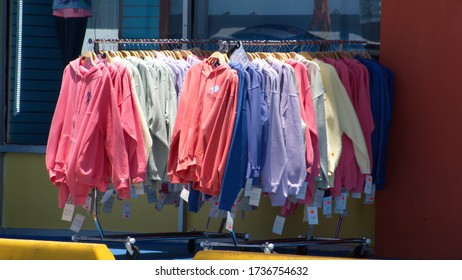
[92,189,105,240]
[333,214,344,238]
[218,218,226,233]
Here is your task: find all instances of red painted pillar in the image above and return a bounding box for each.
[378,0,462,259]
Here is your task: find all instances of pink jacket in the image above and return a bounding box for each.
[322,58,374,197]
[343,58,374,194]
[110,61,147,184]
[46,57,130,207]
[167,61,239,196]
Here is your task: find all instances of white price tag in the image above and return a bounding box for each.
[102,195,115,214]
[244,178,253,197]
[145,186,158,204]
[323,196,332,216]
[225,211,234,232]
[249,187,262,207]
[133,183,145,195]
[351,192,362,199]
[335,192,348,210]
[61,203,75,222]
[307,206,319,225]
[155,193,167,211]
[70,213,85,233]
[364,184,376,204]
[208,197,220,218]
[272,215,286,235]
[364,175,373,194]
[296,181,308,200]
[229,41,250,69]
[180,187,190,203]
[100,189,114,204]
[83,196,92,211]
[313,189,325,208]
[122,202,131,219]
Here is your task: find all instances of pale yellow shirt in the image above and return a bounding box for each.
[314,59,370,188]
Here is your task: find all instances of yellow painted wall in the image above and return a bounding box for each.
[3,153,375,243]
[3,153,179,232]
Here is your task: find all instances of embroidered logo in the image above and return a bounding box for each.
[208,85,220,96]
[86,91,92,105]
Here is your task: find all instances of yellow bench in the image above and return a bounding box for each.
[194,250,354,260]
[0,238,115,260]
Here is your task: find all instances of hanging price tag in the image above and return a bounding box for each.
[61,203,75,222]
[272,215,286,235]
[307,206,319,225]
[130,187,138,199]
[83,196,92,211]
[208,197,220,218]
[351,192,362,199]
[335,192,348,210]
[229,41,250,69]
[313,189,325,208]
[225,211,234,232]
[364,184,376,204]
[145,186,158,204]
[122,202,131,219]
[180,187,190,203]
[249,187,262,207]
[100,189,114,204]
[102,195,115,214]
[296,181,308,200]
[364,175,373,194]
[244,178,253,197]
[133,183,145,195]
[155,193,167,211]
[323,196,332,217]
[70,213,85,233]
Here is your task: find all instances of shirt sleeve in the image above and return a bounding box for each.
[331,69,371,175]
[261,72,287,194]
[281,66,307,196]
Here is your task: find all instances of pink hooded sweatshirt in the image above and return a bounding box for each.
[46,57,130,208]
[108,61,147,184]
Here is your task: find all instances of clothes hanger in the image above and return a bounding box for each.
[102,50,113,62]
[273,52,287,60]
[81,50,96,65]
[206,51,229,65]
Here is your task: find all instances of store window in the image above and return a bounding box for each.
[5,0,165,146]
[191,0,381,42]
[4,0,380,147]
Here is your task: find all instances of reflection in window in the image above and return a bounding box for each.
[187,0,381,43]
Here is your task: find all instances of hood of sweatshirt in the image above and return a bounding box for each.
[69,57,104,80]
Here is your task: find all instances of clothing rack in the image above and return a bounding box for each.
[76,38,376,258]
[92,38,373,54]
